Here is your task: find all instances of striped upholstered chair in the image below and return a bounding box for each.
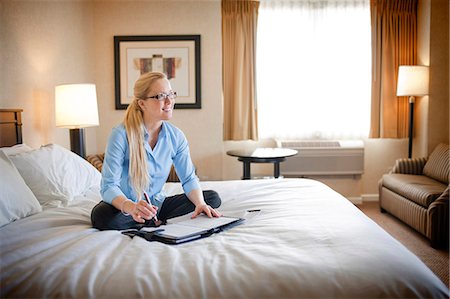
[379,143,449,248]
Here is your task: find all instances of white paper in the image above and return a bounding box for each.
[170,215,240,229]
[144,214,241,239]
[156,224,206,238]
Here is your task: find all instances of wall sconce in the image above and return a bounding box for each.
[55,84,99,158]
[396,65,429,158]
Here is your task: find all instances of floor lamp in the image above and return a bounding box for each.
[55,84,99,158]
[396,66,429,158]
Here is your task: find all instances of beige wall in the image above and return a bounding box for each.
[91,0,223,180]
[1,0,97,152]
[1,0,223,180]
[415,0,449,157]
[0,0,447,201]
[416,0,431,157]
[427,0,449,152]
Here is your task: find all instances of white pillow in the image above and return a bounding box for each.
[0,151,42,227]
[9,144,101,207]
[0,143,34,155]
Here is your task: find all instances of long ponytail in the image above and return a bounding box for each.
[123,71,167,200]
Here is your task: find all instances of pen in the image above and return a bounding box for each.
[143,192,158,222]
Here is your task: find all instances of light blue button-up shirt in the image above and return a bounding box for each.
[100,122,200,208]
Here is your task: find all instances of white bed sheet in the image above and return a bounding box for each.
[1,178,448,298]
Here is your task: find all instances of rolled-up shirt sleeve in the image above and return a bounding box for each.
[101,126,129,204]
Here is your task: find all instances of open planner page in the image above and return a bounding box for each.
[156,224,206,238]
[168,214,241,229]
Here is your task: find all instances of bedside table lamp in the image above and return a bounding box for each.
[396,65,429,158]
[55,84,99,158]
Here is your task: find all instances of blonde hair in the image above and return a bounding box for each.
[123,71,167,200]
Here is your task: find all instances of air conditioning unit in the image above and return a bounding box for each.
[276,140,364,176]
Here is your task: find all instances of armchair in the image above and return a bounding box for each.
[379,143,449,248]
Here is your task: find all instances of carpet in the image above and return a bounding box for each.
[356,201,449,289]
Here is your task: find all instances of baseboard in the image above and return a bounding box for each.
[347,197,362,204]
[362,194,379,202]
[347,194,378,205]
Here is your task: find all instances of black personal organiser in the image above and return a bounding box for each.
[121,216,245,245]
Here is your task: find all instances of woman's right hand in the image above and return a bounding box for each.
[123,200,158,223]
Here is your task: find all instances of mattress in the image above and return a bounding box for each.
[1,178,448,298]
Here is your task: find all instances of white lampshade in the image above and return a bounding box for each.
[55,84,99,128]
[397,66,429,96]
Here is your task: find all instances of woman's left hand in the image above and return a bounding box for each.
[191,204,222,219]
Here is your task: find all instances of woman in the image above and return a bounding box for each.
[91,71,221,230]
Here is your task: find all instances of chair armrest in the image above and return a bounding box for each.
[391,157,427,175]
[427,186,449,248]
[86,153,105,172]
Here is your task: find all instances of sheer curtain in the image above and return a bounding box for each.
[256,0,371,140]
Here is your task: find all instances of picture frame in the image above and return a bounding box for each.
[114,35,201,110]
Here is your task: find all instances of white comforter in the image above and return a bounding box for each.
[1,179,448,298]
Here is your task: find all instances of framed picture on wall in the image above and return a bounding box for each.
[114,35,201,110]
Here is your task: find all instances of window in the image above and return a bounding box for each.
[256,0,371,140]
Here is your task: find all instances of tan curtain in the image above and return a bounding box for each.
[370,0,417,138]
[222,0,259,140]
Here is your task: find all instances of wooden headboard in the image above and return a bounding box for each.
[0,109,23,147]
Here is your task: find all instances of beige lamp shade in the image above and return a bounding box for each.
[396,66,429,96]
[55,84,99,128]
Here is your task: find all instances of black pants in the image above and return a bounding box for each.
[91,190,221,231]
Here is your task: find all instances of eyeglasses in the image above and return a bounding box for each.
[145,91,177,101]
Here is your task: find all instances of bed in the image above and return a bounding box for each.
[1,109,449,298]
